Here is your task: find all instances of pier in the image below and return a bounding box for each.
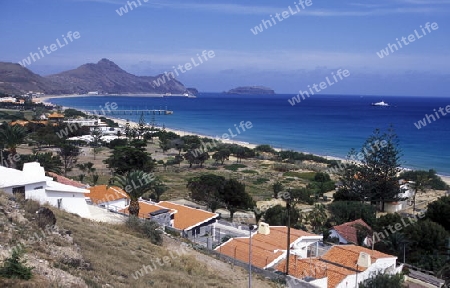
[84,109,173,115]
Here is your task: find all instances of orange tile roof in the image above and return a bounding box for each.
[9,120,48,126]
[215,226,321,269]
[332,219,372,244]
[48,112,64,118]
[218,237,284,268]
[320,245,395,272]
[276,245,396,288]
[277,256,355,288]
[87,185,129,204]
[119,201,175,219]
[119,201,218,230]
[157,201,218,230]
[48,172,87,188]
[9,120,29,126]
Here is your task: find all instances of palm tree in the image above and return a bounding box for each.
[110,170,154,216]
[0,123,27,168]
[307,204,328,233]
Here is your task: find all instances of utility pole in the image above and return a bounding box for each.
[286,197,291,275]
[249,224,255,288]
[282,188,292,276]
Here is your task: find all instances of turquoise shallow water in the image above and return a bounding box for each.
[48,93,450,175]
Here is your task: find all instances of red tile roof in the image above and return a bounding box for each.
[47,172,87,188]
[87,185,129,204]
[332,219,372,244]
[216,226,321,269]
[277,245,396,288]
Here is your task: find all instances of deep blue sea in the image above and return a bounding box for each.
[48,93,450,175]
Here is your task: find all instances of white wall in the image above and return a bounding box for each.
[329,230,348,244]
[336,258,400,288]
[45,191,91,218]
[98,198,129,211]
[25,182,48,203]
[4,182,91,218]
[291,237,323,258]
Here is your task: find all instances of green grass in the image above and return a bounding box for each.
[223,164,247,171]
[283,171,316,181]
[253,178,270,185]
[241,169,258,174]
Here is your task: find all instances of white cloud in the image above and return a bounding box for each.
[67,0,447,16]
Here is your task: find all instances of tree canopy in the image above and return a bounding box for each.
[337,127,403,211]
[104,146,155,175]
[186,174,254,214]
[425,196,450,231]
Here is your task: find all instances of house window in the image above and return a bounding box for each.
[57,198,62,209]
[12,186,25,200]
[34,186,43,190]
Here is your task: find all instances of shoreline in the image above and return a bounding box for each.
[42,97,450,182]
[39,93,194,101]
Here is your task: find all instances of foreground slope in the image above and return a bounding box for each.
[0,192,275,288]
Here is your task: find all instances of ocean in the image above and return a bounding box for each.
[48,93,450,175]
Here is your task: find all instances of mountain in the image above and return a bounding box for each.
[0,59,194,95]
[0,62,64,95]
[225,86,275,95]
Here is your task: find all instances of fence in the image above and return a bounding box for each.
[193,243,287,284]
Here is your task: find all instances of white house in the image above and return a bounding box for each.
[384,180,415,213]
[215,223,323,269]
[329,218,373,246]
[0,162,91,218]
[278,245,403,288]
[86,185,130,212]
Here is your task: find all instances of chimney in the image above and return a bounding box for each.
[258,222,270,235]
[357,252,371,268]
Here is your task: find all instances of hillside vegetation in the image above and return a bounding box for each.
[0,191,275,287]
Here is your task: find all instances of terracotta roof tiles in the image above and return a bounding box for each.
[157,201,218,230]
[332,219,372,244]
[87,185,129,204]
[47,172,87,189]
[277,245,397,288]
[216,226,321,269]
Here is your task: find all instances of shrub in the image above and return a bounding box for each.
[253,178,269,185]
[0,250,33,280]
[254,144,276,154]
[241,169,258,174]
[125,216,163,245]
[141,220,163,246]
[224,164,247,171]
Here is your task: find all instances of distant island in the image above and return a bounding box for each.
[225,86,275,95]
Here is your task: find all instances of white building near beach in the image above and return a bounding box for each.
[0,162,91,218]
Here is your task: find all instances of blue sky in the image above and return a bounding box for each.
[1,0,450,96]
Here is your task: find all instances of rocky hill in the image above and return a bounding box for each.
[0,62,64,95]
[226,86,275,95]
[0,191,275,287]
[0,59,194,95]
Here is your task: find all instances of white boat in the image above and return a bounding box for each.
[371,101,389,106]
